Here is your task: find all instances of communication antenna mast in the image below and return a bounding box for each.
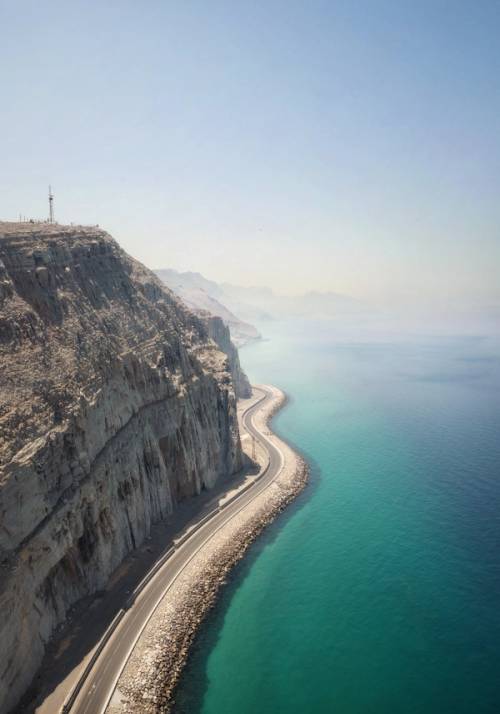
[48,185,54,223]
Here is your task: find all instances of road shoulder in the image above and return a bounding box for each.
[107,385,308,713]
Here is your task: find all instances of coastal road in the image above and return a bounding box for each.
[65,385,284,714]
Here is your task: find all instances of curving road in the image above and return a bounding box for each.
[64,385,284,714]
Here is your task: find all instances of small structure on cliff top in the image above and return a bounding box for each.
[48,185,54,223]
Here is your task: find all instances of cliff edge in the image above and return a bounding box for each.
[0,222,243,713]
[198,311,252,398]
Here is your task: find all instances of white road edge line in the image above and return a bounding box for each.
[72,385,285,714]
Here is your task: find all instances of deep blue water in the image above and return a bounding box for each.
[175,321,500,714]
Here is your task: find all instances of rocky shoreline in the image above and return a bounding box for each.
[108,387,309,713]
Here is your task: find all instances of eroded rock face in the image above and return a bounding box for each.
[199,312,252,399]
[0,222,242,713]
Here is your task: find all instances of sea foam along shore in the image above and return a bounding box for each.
[107,385,309,714]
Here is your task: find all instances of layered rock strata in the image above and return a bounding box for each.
[0,222,243,713]
[201,312,251,398]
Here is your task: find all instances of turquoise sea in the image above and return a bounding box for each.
[175,320,500,714]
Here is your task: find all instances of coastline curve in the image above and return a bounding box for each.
[105,385,308,713]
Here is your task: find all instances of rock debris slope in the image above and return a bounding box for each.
[0,222,243,713]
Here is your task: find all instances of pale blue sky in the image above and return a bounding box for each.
[1,0,499,308]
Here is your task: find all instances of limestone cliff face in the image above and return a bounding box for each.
[0,223,243,713]
[198,312,252,399]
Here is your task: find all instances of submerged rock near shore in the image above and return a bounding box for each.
[0,222,245,713]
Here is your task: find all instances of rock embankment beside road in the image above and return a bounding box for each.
[108,387,308,714]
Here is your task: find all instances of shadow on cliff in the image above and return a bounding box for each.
[16,395,312,714]
[171,444,320,714]
[15,461,260,714]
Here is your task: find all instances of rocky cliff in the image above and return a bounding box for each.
[196,312,251,399]
[0,222,243,713]
[155,268,261,348]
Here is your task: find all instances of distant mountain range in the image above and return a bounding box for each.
[156,269,361,344]
[155,269,261,347]
[218,282,361,322]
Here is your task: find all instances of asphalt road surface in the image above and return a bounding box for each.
[67,385,284,714]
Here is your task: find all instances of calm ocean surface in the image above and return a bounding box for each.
[174,320,500,714]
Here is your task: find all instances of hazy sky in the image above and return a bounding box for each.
[1,0,499,308]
